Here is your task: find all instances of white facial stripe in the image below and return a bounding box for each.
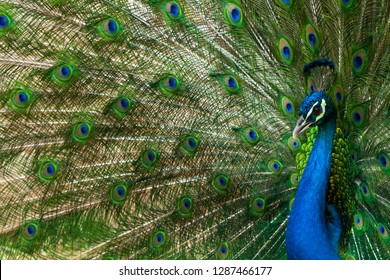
[305,101,318,121]
[305,99,327,122]
[315,99,327,121]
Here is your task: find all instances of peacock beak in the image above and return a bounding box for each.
[293,116,312,138]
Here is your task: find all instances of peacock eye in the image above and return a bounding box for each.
[177,196,193,217]
[11,89,32,110]
[151,230,166,250]
[110,184,128,204]
[0,13,12,32]
[0,14,9,29]
[216,242,229,259]
[21,222,39,240]
[38,161,58,182]
[225,4,243,26]
[165,2,183,20]
[52,63,75,85]
[98,18,121,39]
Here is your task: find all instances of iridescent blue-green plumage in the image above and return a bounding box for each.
[0,0,389,260]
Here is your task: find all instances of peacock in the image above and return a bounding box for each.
[0,0,389,260]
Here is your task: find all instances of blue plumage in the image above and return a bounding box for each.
[61,65,70,78]
[287,90,340,259]
[169,4,179,17]
[282,46,291,59]
[0,15,8,28]
[107,20,117,33]
[287,111,338,259]
[230,8,240,22]
[227,77,236,89]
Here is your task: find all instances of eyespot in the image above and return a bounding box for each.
[350,149,358,162]
[268,160,283,175]
[288,137,301,152]
[107,20,117,33]
[353,112,360,121]
[280,96,295,116]
[0,14,9,29]
[289,173,299,186]
[53,64,75,85]
[353,55,362,68]
[278,38,293,64]
[333,85,343,104]
[361,184,368,195]
[110,184,128,205]
[223,75,240,94]
[44,164,54,176]
[180,135,199,156]
[16,92,27,104]
[225,4,243,26]
[227,77,236,88]
[141,149,159,169]
[72,122,92,143]
[21,222,39,241]
[250,197,266,216]
[349,106,366,127]
[376,223,388,243]
[178,196,193,217]
[187,138,196,149]
[10,89,32,110]
[306,77,319,93]
[379,155,386,167]
[217,74,240,94]
[351,49,367,74]
[304,24,320,51]
[0,13,12,33]
[38,161,58,182]
[377,152,389,174]
[359,182,375,203]
[98,18,121,39]
[212,174,229,194]
[355,215,362,228]
[353,211,366,234]
[241,127,260,145]
[151,230,166,250]
[379,225,386,235]
[57,65,71,79]
[166,77,177,89]
[112,96,132,116]
[165,2,183,20]
[308,33,316,47]
[216,242,229,259]
[158,75,181,96]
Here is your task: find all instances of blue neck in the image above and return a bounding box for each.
[286,115,341,259]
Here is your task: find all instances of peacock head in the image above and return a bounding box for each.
[293,91,335,138]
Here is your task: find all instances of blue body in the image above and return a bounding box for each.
[286,114,342,259]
